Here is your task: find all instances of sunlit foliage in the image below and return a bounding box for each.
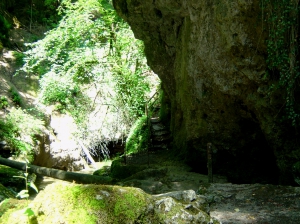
[19,0,157,156]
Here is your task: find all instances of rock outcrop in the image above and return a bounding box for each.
[0,182,219,224]
[113,0,300,184]
[33,112,84,171]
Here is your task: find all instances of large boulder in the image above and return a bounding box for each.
[112,0,300,184]
[0,182,219,224]
[33,112,84,171]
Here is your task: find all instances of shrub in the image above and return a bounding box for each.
[0,96,9,109]
[9,89,22,106]
[0,15,11,46]
[0,108,44,160]
[39,72,79,108]
[12,51,25,67]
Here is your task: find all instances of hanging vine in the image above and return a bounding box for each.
[262,0,300,126]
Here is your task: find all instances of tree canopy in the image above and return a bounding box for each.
[2,0,159,158]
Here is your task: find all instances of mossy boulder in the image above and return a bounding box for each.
[93,165,111,176]
[0,198,29,221]
[125,115,150,154]
[124,167,168,181]
[110,158,147,179]
[1,182,216,224]
[1,182,158,224]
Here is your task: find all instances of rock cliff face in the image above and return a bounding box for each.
[113,0,299,184]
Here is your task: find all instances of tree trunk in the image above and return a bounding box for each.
[0,157,113,185]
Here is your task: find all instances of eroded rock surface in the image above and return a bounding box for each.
[33,112,84,171]
[0,182,218,224]
[113,0,300,184]
[204,183,300,224]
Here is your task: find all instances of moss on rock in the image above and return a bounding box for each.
[2,182,158,224]
[0,198,30,223]
[1,181,216,223]
[125,115,150,154]
[93,165,111,176]
[110,158,147,179]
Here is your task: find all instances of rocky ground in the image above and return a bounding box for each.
[1,149,300,223]
[108,150,300,223]
[206,183,300,224]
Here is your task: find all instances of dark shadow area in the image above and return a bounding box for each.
[185,118,282,185]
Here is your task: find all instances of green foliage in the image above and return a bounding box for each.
[0,119,27,154]
[293,161,300,185]
[111,25,151,120]
[21,0,117,78]
[0,96,9,109]
[0,108,44,158]
[0,15,11,46]
[42,0,61,28]
[125,115,150,154]
[12,162,38,223]
[21,0,151,119]
[0,41,3,51]
[19,0,155,159]
[262,0,300,126]
[9,88,22,106]
[12,51,25,67]
[39,72,80,109]
[14,163,38,200]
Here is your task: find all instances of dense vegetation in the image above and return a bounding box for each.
[0,0,159,159]
[262,0,300,126]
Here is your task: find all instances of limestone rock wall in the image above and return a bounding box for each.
[33,112,84,171]
[113,0,299,184]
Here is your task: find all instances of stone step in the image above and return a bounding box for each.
[150,117,161,123]
[152,130,170,136]
[152,134,171,143]
[152,123,166,131]
[149,144,168,151]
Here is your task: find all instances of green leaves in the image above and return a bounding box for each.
[28,181,39,194]
[0,96,8,109]
[0,15,11,46]
[23,207,35,217]
[16,189,30,199]
[14,164,39,200]
[17,0,157,159]
[0,107,43,157]
[263,0,300,126]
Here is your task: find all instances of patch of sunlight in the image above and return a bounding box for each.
[211,210,257,223]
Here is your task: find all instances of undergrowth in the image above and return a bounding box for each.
[262,0,300,126]
[0,108,44,160]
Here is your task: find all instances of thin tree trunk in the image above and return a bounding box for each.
[0,157,113,185]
